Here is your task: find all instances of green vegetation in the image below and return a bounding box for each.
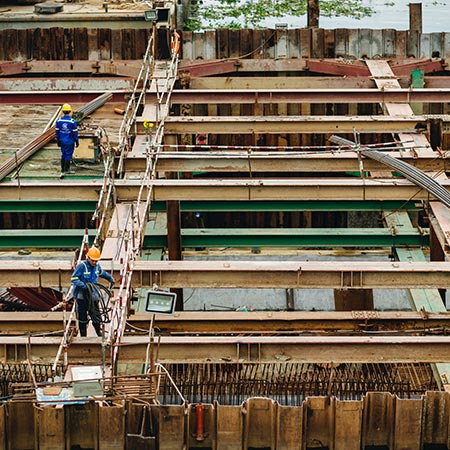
[186,0,374,30]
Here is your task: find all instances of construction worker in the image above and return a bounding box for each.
[55,103,79,179]
[71,246,114,337]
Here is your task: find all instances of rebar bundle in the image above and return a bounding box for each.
[329,135,450,209]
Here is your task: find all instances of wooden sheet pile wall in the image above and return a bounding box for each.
[1,392,450,449]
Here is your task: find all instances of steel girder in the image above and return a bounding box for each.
[1,335,450,364]
[0,179,442,202]
[158,115,426,134]
[0,227,428,249]
[159,88,450,105]
[123,151,449,173]
[1,260,450,289]
[146,311,450,334]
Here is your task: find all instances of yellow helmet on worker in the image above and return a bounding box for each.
[87,246,101,261]
[61,103,72,113]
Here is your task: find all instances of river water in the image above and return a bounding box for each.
[256,0,450,32]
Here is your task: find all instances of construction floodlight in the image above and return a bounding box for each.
[144,9,158,21]
[145,290,177,315]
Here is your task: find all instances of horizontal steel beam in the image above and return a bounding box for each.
[0,200,96,212]
[0,178,445,202]
[0,312,66,335]
[162,88,450,105]
[0,227,428,249]
[1,311,448,335]
[190,76,450,90]
[143,227,428,248]
[2,335,450,364]
[160,115,425,134]
[149,200,420,212]
[0,91,127,104]
[0,200,420,213]
[146,311,450,334]
[1,260,450,289]
[123,151,449,173]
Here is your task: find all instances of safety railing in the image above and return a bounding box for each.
[117,31,155,175]
[108,37,180,371]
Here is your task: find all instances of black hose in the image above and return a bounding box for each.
[84,282,112,325]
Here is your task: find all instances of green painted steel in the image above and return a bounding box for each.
[0,229,96,248]
[143,228,429,248]
[0,201,96,212]
[0,227,428,249]
[150,200,420,212]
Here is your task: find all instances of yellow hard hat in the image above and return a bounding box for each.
[62,103,72,113]
[87,246,101,261]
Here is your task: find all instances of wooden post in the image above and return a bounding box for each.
[307,0,319,28]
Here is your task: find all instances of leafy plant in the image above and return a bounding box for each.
[187,0,375,30]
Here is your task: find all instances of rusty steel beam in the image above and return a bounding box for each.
[144,311,450,333]
[0,60,143,77]
[2,311,449,335]
[0,312,66,335]
[0,178,447,202]
[190,76,450,90]
[1,335,450,364]
[159,88,450,105]
[123,151,448,173]
[1,259,450,289]
[0,91,127,104]
[160,115,425,134]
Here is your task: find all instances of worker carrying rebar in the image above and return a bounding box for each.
[55,103,79,179]
[71,246,114,337]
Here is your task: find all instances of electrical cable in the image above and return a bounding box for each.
[83,282,113,326]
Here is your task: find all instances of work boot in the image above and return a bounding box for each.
[64,160,74,174]
[60,158,65,179]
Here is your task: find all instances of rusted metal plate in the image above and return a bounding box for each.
[243,398,276,449]
[7,401,35,450]
[157,405,185,450]
[334,400,362,450]
[35,405,65,450]
[305,397,333,448]
[216,404,242,450]
[362,392,395,448]
[422,391,450,445]
[99,402,125,450]
[394,398,423,450]
[277,405,303,450]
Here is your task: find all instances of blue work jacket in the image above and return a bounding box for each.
[71,261,113,299]
[55,115,79,146]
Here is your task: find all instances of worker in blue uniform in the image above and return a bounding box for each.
[55,103,79,179]
[71,246,114,337]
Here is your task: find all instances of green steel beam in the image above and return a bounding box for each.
[0,200,420,214]
[0,229,96,248]
[143,228,428,248]
[150,200,421,212]
[0,200,96,212]
[0,227,428,249]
